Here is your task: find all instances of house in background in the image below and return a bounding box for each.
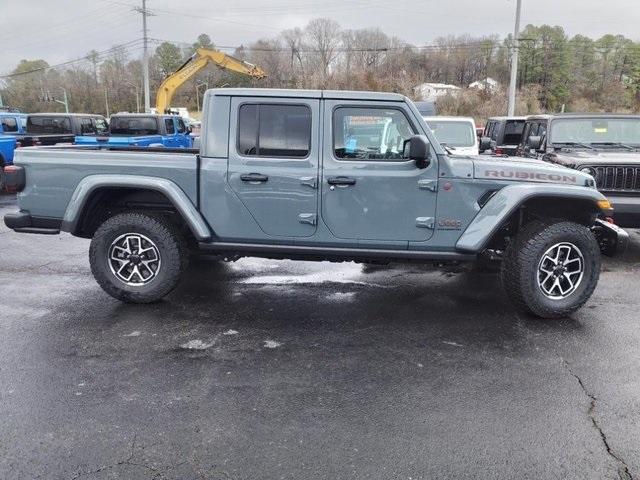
[469,77,499,92]
[414,82,461,101]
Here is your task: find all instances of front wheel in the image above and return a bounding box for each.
[501,220,601,318]
[89,212,188,303]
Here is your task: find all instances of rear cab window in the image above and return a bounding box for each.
[502,120,525,145]
[110,116,159,136]
[1,116,18,133]
[27,116,72,134]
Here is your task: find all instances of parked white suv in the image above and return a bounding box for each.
[422,116,479,156]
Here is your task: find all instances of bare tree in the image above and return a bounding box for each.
[304,18,341,87]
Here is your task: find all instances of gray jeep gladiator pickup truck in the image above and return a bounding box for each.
[3,88,628,318]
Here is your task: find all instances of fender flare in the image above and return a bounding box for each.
[60,174,211,241]
[456,183,609,253]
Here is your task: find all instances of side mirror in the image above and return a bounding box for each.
[404,135,431,168]
[527,135,542,151]
[479,136,492,153]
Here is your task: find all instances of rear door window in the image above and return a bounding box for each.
[176,118,187,134]
[238,103,311,158]
[165,118,176,134]
[80,117,96,135]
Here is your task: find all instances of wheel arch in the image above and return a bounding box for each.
[456,183,609,253]
[61,175,211,241]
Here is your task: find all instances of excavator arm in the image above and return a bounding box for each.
[155,48,266,113]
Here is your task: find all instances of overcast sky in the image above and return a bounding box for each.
[1,0,639,75]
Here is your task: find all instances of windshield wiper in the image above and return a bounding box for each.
[552,141,596,151]
[440,142,456,154]
[589,142,637,151]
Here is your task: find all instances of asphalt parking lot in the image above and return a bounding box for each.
[1,192,640,480]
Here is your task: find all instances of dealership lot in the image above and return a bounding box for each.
[1,193,639,480]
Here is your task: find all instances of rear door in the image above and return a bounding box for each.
[227,97,320,237]
[320,101,438,244]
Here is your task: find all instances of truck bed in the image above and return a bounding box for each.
[13,145,199,220]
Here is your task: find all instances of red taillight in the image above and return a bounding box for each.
[3,165,25,193]
[494,148,504,155]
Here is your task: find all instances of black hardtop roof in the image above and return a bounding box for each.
[486,116,527,121]
[110,113,174,119]
[526,112,640,121]
[27,112,106,118]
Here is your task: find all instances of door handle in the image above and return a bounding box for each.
[240,173,268,183]
[327,176,356,186]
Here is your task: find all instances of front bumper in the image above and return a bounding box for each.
[4,211,61,234]
[593,218,629,257]
[607,195,640,228]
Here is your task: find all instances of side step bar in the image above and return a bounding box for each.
[198,241,476,263]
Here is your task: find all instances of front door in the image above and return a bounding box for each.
[227,97,320,237]
[321,101,438,243]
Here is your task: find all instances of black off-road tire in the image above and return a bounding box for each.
[89,212,189,303]
[501,220,601,319]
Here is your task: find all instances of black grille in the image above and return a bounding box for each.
[591,166,640,192]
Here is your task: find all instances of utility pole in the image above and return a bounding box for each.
[105,87,110,117]
[135,0,153,112]
[507,0,522,116]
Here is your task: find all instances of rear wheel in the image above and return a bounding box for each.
[501,220,601,318]
[89,212,188,303]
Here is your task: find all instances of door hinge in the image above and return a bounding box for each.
[300,176,317,189]
[298,213,317,226]
[418,179,438,192]
[415,216,435,229]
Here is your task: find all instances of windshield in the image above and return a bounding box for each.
[110,116,159,135]
[550,118,640,145]
[425,120,475,147]
[27,116,72,134]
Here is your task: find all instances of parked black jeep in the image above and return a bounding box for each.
[518,113,640,227]
[480,116,526,155]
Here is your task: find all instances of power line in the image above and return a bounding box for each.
[0,40,144,79]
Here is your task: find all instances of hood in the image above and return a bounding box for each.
[472,155,593,187]
[547,150,640,167]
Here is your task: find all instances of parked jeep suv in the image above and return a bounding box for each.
[518,114,640,227]
[481,116,526,155]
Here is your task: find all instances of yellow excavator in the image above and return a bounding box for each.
[155,48,266,113]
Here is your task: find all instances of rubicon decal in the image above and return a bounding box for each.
[484,170,577,183]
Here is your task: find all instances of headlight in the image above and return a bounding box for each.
[579,166,596,177]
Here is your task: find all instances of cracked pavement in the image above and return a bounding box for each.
[1,193,640,479]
